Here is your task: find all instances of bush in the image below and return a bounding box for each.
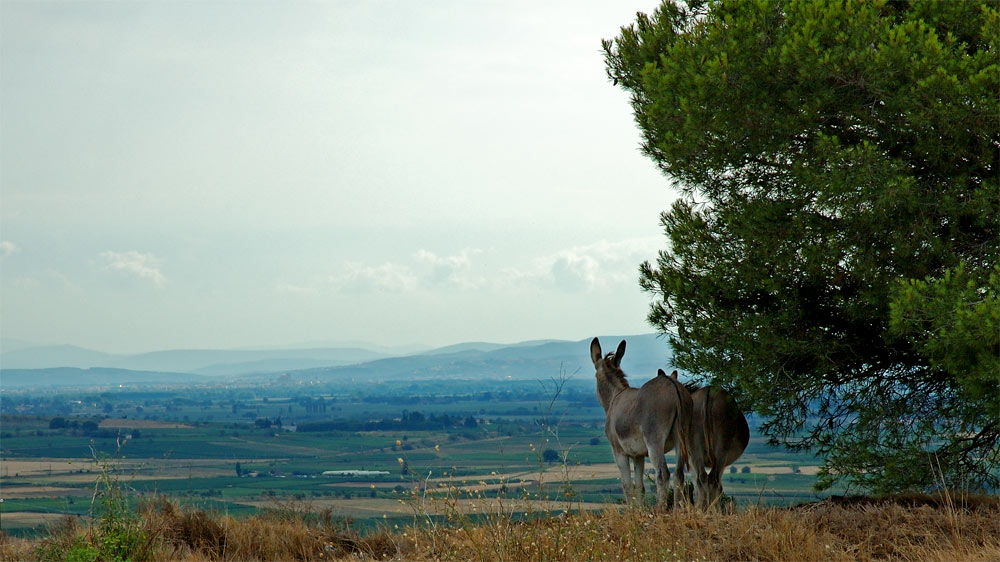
[36,536,98,562]
[32,517,96,562]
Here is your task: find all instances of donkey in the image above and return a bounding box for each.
[590,337,691,508]
[686,384,749,509]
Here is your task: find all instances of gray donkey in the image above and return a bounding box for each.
[591,337,691,508]
[687,385,749,509]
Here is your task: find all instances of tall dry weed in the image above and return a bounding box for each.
[135,494,404,562]
[0,537,37,562]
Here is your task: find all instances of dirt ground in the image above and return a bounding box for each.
[0,485,91,499]
[0,459,94,478]
[0,512,83,527]
[0,458,286,482]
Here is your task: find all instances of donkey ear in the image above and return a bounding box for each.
[590,338,603,367]
[670,370,678,380]
[613,340,626,367]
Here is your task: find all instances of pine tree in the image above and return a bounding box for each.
[604,0,999,493]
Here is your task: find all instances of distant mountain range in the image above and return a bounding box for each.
[0,345,389,374]
[0,367,208,388]
[280,334,673,385]
[0,334,674,389]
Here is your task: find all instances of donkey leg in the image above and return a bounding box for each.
[705,466,724,509]
[656,456,672,510]
[613,452,634,505]
[694,469,709,509]
[644,441,670,510]
[632,456,646,502]
[672,454,687,509]
[672,429,689,509]
[688,444,708,509]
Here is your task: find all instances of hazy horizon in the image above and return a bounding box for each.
[1,331,660,356]
[1,1,675,355]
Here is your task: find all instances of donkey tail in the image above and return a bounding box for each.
[702,387,717,471]
[668,375,691,473]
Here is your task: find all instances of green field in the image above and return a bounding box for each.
[0,379,840,537]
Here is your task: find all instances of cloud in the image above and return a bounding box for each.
[550,253,600,292]
[541,237,662,293]
[285,238,661,297]
[554,238,660,292]
[285,250,484,296]
[328,261,418,293]
[414,249,484,289]
[0,240,20,258]
[99,250,166,287]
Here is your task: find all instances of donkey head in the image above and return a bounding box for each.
[590,337,628,390]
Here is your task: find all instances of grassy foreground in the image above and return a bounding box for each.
[1,493,997,562]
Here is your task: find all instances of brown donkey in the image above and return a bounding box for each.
[591,338,691,508]
[687,385,749,509]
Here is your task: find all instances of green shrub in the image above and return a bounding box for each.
[87,449,154,562]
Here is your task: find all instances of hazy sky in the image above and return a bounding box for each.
[1,1,676,354]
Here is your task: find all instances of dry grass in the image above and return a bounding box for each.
[403,495,1000,562]
[138,496,406,562]
[0,495,405,562]
[2,494,997,561]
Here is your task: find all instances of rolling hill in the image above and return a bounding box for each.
[0,334,674,388]
[273,334,673,384]
[0,367,209,388]
[0,345,389,375]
